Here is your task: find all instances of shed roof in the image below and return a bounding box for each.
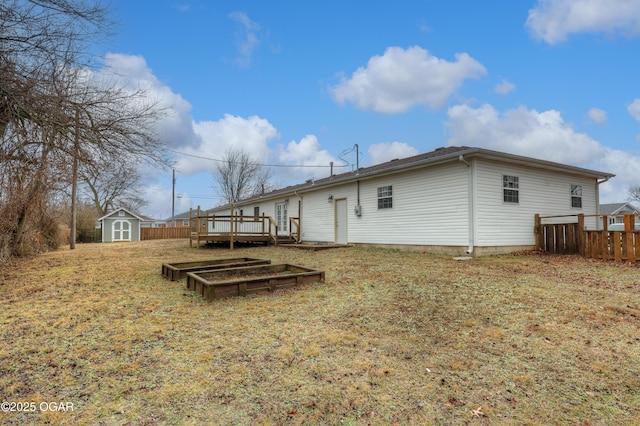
[97,207,145,222]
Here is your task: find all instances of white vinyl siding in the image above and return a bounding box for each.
[302,187,355,242]
[474,159,598,246]
[352,164,469,246]
[204,155,603,252]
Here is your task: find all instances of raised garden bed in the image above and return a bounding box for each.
[161,258,270,281]
[186,263,325,300]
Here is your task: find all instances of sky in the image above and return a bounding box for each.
[95,0,640,219]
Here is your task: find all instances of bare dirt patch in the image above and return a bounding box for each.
[1,240,639,425]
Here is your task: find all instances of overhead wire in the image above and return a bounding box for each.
[167,149,349,169]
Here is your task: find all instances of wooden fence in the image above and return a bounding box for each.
[535,213,640,261]
[141,226,190,240]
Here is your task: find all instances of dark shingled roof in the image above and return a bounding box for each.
[209,145,614,210]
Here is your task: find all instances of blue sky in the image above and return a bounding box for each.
[96,0,640,219]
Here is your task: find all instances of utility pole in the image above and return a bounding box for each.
[70,108,80,249]
[172,169,176,227]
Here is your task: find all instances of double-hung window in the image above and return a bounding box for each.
[503,175,519,203]
[377,186,393,209]
[571,185,582,208]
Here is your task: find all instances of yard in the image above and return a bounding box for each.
[0,240,639,425]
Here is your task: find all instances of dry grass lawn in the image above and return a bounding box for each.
[1,240,639,425]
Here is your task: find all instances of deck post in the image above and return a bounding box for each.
[298,199,302,243]
[534,214,541,250]
[196,206,202,249]
[189,207,193,247]
[229,204,235,250]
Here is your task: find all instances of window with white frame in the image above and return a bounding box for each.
[377,185,393,209]
[571,185,582,208]
[503,175,519,203]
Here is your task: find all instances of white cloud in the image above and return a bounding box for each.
[96,53,200,149]
[278,135,339,179]
[228,11,262,67]
[330,46,486,113]
[140,184,193,220]
[597,148,640,202]
[369,142,419,165]
[494,79,515,95]
[628,99,640,121]
[445,102,640,203]
[446,103,605,164]
[527,0,640,44]
[587,107,607,125]
[173,114,279,175]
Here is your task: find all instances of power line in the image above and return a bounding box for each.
[167,149,348,168]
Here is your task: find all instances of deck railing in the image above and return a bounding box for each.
[289,217,301,243]
[189,207,287,248]
[535,213,640,261]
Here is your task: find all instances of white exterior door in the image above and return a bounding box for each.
[335,198,347,244]
[113,220,131,241]
[275,202,288,235]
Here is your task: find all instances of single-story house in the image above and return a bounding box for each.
[206,146,615,255]
[97,207,144,242]
[139,215,167,228]
[599,203,640,226]
[164,211,191,228]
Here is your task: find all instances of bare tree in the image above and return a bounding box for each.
[628,186,640,205]
[0,1,167,258]
[213,148,273,205]
[80,154,147,217]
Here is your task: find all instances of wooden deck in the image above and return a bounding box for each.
[189,207,299,249]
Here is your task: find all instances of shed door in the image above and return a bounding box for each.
[113,220,131,241]
[334,198,347,244]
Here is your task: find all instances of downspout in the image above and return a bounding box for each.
[596,176,611,215]
[459,155,474,255]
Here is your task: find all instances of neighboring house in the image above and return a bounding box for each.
[97,207,144,242]
[139,215,165,228]
[206,146,615,255]
[598,202,640,227]
[164,211,191,228]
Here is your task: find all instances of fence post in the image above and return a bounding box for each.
[577,214,584,255]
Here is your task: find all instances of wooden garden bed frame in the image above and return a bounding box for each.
[186,263,325,300]
[161,258,271,281]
